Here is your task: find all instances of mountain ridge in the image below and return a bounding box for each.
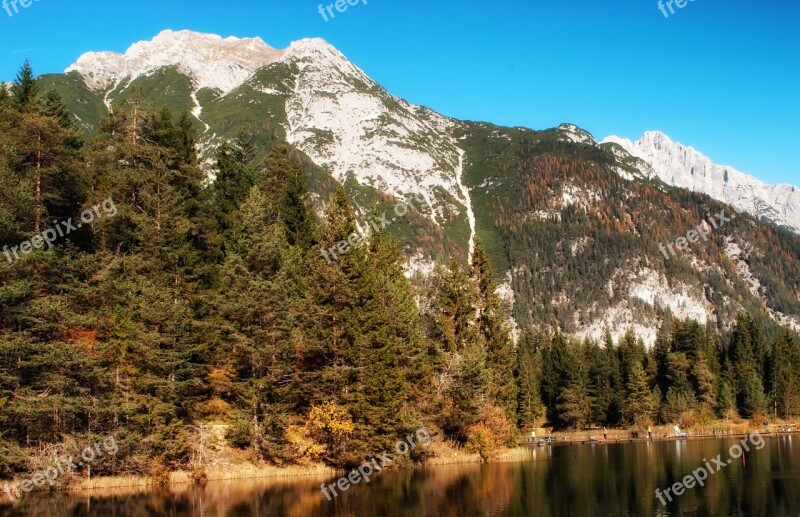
[33,29,800,346]
[602,131,800,233]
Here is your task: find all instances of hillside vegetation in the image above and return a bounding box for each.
[0,63,798,485]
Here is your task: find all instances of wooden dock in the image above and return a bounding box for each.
[522,430,799,447]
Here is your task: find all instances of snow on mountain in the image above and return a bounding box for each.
[602,132,800,233]
[65,31,475,243]
[558,123,596,145]
[277,38,473,232]
[66,29,284,94]
[55,30,799,346]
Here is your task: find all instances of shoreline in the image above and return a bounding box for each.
[0,445,493,502]
[3,423,798,502]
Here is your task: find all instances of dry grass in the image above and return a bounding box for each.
[422,440,482,466]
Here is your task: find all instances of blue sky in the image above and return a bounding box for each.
[1,0,798,185]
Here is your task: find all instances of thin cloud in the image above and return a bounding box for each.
[11,46,45,54]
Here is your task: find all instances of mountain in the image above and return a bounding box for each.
[36,30,800,345]
[601,132,800,233]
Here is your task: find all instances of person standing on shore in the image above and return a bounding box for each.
[647,425,653,441]
[764,419,769,433]
[603,427,608,440]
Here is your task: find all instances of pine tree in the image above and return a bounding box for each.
[515,330,544,427]
[728,314,767,416]
[556,342,595,429]
[445,338,490,441]
[772,332,800,418]
[692,355,716,409]
[10,60,39,113]
[427,256,491,442]
[471,241,517,421]
[742,371,767,417]
[589,340,615,426]
[624,361,654,427]
[717,381,737,420]
[42,90,74,129]
[210,135,259,230]
[279,153,315,250]
[0,101,84,237]
[0,83,10,108]
[345,208,426,457]
[217,185,298,460]
[541,332,571,424]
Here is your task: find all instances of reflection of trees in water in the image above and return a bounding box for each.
[2,439,799,516]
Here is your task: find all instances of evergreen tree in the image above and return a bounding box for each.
[10,60,39,113]
[471,241,517,421]
[692,355,716,410]
[556,342,595,429]
[426,256,491,441]
[742,371,767,417]
[42,90,74,129]
[771,332,799,418]
[346,209,426,458]
[624,361,654,427]
[210,135,259,230]
[0,83,10,108]
[515,330,544,427]
[717,380,737,420]
[540,332,571,424]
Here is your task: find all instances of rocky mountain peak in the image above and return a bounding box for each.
[66,29,284,94]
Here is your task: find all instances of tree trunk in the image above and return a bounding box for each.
[35,131,42,234]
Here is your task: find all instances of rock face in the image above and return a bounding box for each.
[603,132,800,234]
[66,29,284,94]
[66,31,474,243]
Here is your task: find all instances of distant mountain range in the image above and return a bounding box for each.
[602,132,800,233]
[36,29,800,344]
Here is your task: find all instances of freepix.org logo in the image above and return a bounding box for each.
[317,0,367,22]
[3,0,42,18]
[658,0,697,18]
[2,197,117,264]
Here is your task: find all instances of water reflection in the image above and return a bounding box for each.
[1,436,799,516]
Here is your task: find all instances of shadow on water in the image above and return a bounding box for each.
[2,436,799,516]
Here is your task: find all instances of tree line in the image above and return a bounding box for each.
[517,316,799,431]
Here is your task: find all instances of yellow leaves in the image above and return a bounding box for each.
[465,423,495,460]
[284,401,355,461]
[198,396,231,421]
[207,366,235,396]
[284,425,324,462]
[466,403,518,460]
[306,401,355,442]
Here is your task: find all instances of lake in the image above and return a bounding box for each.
[2,435,799,516]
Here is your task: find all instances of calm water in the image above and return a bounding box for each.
[2,435,799,517]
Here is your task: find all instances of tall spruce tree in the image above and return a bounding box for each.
[471,242,517,421]
[515,330,544,427]
[624,361,654,427]
[10,60,39,113]
[771,331,799,418]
